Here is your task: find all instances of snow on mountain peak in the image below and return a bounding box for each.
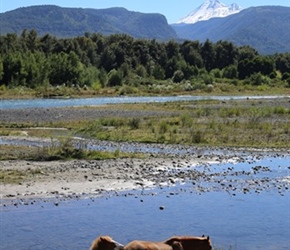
[177,0,243,24]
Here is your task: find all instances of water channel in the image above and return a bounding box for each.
[1,95,289,109]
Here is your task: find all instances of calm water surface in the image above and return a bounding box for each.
[1,156,289,250]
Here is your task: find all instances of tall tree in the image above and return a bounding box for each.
[214,40,237,69]
[26,29,39,53]
[275,53,290,75]
[40,34,57,55]
[49,51,84,86]
[201,39,216,71]
[165,40,179,59]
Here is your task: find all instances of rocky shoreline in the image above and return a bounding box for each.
[0,155,215,205]
[1,144,289,207]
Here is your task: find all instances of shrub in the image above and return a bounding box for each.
[0,84,6,92]
[159,120,168,134]
[180,113,193,127]
[210,68,222,78]
[129,118,141,129]
[118,85,138,95]
[223,65,238,79]
[172,70,184,83]
[191,130,204,144]
[107,69,123,87]
[202,74,213,85]
[269,71,277,79]
[58,138,86,159]
[282,72,290,81]
[248,73,270,86]
[136,65,147,78]
[287,78,290,88]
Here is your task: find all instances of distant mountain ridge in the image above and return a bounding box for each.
[177,0,243,24]
[0,5,177,40]
[173,6,290,54]
[0,5,289,55]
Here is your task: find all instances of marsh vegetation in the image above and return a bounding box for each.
[77,100,290,147]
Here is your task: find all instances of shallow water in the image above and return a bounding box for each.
[1,156,290,250]
[1,95,288,109]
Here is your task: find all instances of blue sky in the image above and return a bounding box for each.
[1,0,289,23]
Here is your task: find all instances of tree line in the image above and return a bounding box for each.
[0,29,290,90]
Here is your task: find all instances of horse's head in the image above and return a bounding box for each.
[90,236,124,250]
[164,236,212,250]
[202,236,212,250]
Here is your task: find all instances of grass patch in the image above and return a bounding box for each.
[0,169,25,184]
[75,100,290,148]
[0,138,144,161]
[0,167,45,184]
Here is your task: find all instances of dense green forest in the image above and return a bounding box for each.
[1,30,290,96]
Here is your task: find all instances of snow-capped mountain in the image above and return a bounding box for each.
[177,0,243,24]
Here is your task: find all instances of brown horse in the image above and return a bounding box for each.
[90,236,124,250]
[163,236,212,250]
[122,240,182,250]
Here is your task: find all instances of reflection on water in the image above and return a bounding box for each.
[1,157,290,250]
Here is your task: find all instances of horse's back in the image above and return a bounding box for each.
[124,240,173,250]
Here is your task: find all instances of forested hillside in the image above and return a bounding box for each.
[0,5,177,40]
[0,30,289,96]
[1,5,289,55]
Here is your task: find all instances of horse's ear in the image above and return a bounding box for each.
[100,236,108,242]
[207,236,210,240]
[202,235,205,237]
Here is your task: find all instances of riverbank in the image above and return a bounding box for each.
[1,84,290,100]
[0,157,209,204]
[1,146,289,207]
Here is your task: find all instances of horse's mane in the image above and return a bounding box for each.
[165,236,209,241]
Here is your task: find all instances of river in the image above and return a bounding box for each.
[1,95,289,109]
